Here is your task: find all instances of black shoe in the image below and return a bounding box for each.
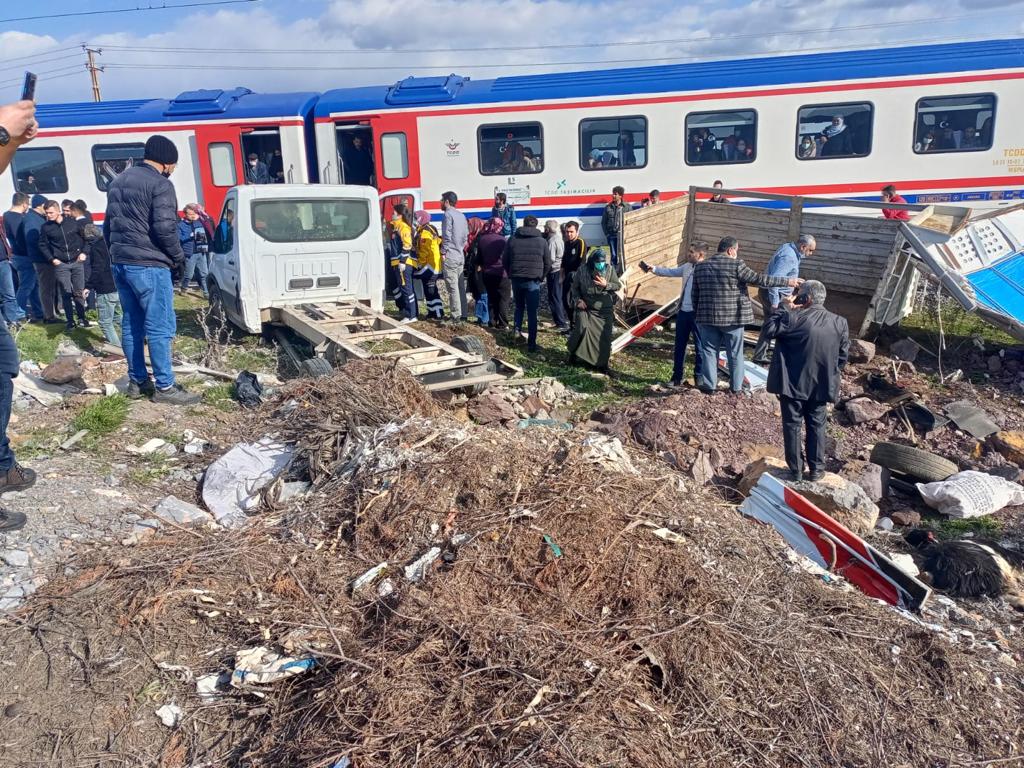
[152,385,201,406]
[64,323,75,332]
[527,345,539,353]
[0,509,27,533]
[806,470,825,482]
[788,469,803,482]
[126,379,156,399]
[78,319,91,328]
[0,464,36,494]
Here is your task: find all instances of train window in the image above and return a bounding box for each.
[252,199,371,243]
[914,94,995,154]
[381,133,408,180]
[579,116,646,170]
[478,122,544,176]
[91,143,145,191]
[685,111,757,165]
[209,143,237,187]
[796,102,873,160]
[11,147,68,194]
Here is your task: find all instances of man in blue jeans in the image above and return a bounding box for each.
[502,215,550,353]
[690,236,800,394]
[104,135,199,406]
[638,240,709,387]
[5,193,41,323]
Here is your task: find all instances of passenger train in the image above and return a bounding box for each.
[3,38,1023,243]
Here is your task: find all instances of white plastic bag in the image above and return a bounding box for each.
[916,470,1024,519]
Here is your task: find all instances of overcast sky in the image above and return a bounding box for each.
[1,0,1022,104]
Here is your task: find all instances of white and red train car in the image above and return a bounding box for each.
[0,87,318,219]
[5,39,1024,246]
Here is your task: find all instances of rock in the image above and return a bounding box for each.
[154,496,214,526]
[844,397,889,424]
[738,456,789,496]
[988,355,1003,374]
[876,517,894,532]
[840,460,889,502]
[40,355,85,385]
[54,339,84,358]
[847,339,876,364]
[990,431,1024,468]
[521,394,548,418]
[889,510,921,527]
[789,473,880,535]
[889,338,923,363]
[689,450,714,486]
[631,411,679,451]
[1,549,30,568]
[104,473,120,487]
[467,393,517,427]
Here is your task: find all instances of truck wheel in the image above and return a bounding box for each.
[451,334,488,359]
[869,442,958,482]
[300,357,334,379]
[207,281,225,323]
[462,361,497,397]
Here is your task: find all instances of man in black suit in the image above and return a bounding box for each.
[762,280,849,481]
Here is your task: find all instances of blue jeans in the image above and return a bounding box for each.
[697,323,745,393]
[12,255,42,319]
[113,264,177,390]
[96,291,122,346]
[607,237,619,268]
[0,373,12,471]
[672,310,702,385]
[512,277,541,349]
[180,252,209,295]
[546,271,568,328]
[0,261,25,324]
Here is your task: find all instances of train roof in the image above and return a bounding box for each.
[37,88,320,128]
[315,38,1024,116]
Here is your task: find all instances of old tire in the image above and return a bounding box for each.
[451,334,488,359]
[869,442,958,482]
[207,280,225,322]
[300,357,334,379]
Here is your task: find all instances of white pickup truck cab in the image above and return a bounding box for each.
[208,184,386,333]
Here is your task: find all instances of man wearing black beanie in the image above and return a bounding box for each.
[103,134,199,405]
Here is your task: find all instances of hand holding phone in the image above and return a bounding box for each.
[638,260,651,273]
[22,72,37,102]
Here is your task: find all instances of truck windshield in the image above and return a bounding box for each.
[251,199,371,243]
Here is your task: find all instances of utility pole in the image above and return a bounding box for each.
[84,47,103,102]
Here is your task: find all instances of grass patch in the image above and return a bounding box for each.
[128,452,175,486]
[902,300,1019,351]
[202,382,238,411]
[12,321,106,365]
[934,515,1004,538]
[71,395,130,434]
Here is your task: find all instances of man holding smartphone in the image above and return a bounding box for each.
[761,280,850,482]
[0,94,41,532]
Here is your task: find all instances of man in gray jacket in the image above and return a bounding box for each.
[104,135,199,405]
[440,191,468,322]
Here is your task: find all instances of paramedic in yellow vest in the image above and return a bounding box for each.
[388,203,417,322]
[414,210,444,320]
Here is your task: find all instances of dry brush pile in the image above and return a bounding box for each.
[1,361,1022,767]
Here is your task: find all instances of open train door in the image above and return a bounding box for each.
[195,124,245,216]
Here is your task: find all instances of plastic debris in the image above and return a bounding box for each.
[196,672,229,700]
[916,471,1024,519]
[182,429,208,455]
[127,438,176,456]
[543,534,563,558]
[230,646,317,688]
[651,527,687,545]
[155,703,182,728]
[331,758,351,768]
[404,547,441,583]
[201,438,294,528]
[234,370,264,408]
[581,435,638,475]
[352,562,388,593]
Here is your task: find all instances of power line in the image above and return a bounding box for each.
[0,65,85,89]
[96,10,1024,55]
[0,52,86,75]
[0,0,258,24]
[99,33,1017,74]
[0,45,82,67]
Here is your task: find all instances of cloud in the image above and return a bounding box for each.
[1,0,1016,103]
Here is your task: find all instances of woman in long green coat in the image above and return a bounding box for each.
[567,248,621,372]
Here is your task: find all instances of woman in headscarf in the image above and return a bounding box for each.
[798,134,817,159]
[412,210,443,320]
[476,217,512,329]
[567,247,620,374]
[464,217,488,324]
[819,115,853,157]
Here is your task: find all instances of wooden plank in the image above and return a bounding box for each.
[423,373,506,392]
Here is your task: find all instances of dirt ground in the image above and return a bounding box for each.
[1,315,1023,767]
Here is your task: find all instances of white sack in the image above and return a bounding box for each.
[916,470,1024,519]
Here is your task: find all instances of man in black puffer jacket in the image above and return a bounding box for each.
[38,200,89,330]
[104,135,198,405]
[502,215,551,353]
[83,223,122,347]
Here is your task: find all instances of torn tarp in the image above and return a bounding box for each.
[740,474,931,611]
[201,438,294,528]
